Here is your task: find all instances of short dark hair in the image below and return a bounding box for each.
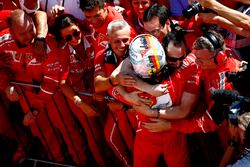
[162,32,185,53]
[80,0,105,11]
[53,14,79,41]
[193,30,225,53]
[143,3,170,27]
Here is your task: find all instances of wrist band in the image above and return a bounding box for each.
[109,77,118,86]
[35,37,46,42]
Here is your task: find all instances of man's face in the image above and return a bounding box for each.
[108,27,130,57]
[131,0,151,20]
[11,15,36,47]
[143,16,167,42]
[166,41,186,68]
[194,49,216,69]
[84,6,107,29]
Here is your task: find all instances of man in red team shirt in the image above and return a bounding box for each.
[144,31,242,167]
[94,19,137,167]
[143,3,201,48]
[0,9,87,165]
[80,0,136,55]
[128,33,200,167]
[160,31,241,140]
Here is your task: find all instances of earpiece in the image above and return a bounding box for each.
[204,32,227,66]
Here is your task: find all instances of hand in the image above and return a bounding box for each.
[74,95,82,106]
[124,91,152,106]
[110,73,136,87]
[50,4,64,17]
[48,4,64,25]
[239,61,248,71]
[32,39,47,62]
[5,86,19,101]
[149,84,169,97]
[133,102,154,117]
[23,111,36,126]
[142,118,171,132]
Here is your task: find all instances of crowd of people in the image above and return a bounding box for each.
[0,0,250,167]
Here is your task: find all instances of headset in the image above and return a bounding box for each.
[203,31,227,66]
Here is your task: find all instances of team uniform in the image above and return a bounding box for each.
[0,10,12,31]
[0,0,17,10]
[0,29,87,165]
[87,6,124,55]
[133,53,200,167]
[60,36,107,167]
[124,10,144,34]
[94,47,136,167]
[171,53,241,148]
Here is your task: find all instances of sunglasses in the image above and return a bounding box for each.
[64,29,81,42]
[166,54,186,62]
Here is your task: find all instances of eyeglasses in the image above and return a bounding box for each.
[64,29,81,42]
[145,28,161,36]
[166,54,186,62]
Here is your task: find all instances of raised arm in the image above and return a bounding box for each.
[198,0,250,33]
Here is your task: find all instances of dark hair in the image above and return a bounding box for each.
[53,14,79,41]
[193,30,225,53]
[143,3,170,27]
[80,0,105,11]
[162,32,185,53]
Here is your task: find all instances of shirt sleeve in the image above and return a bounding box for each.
[171,111,218,133]
[94,49,107,77]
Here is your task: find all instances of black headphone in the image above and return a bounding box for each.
[203,31,227,65]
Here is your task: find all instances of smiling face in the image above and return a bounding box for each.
[60,24,82,46]
[108,27,130,57]
[84,6,108,29]
[194,49,217,69]
[131,0,151,20]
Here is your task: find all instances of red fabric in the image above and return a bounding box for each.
[133,54,200,167]
[0,29,89,164]
[171,55,241,134]
[134,131,189,167]
[94,49,107,77]
[177,19,202,50]
[0,0,18,10]
[94,46,136,167]
[0,31,69,108]
[124,10,144,34]
[61,41,106,166]
[90,6,124,54]
[0,10,12,31]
